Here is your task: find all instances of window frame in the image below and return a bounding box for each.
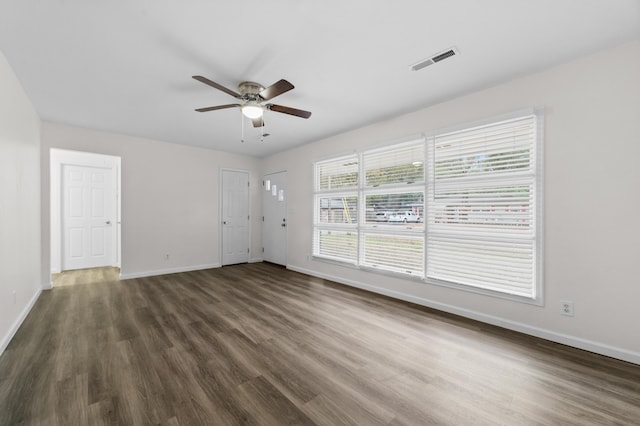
[359,139,426,277]
[423,109,543,304]
[312,108,543,304]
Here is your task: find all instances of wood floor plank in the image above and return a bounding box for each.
[235,375,316,426]
[1,262,640,425]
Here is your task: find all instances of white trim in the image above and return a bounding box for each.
[423,107,539,139]
[249,257,263,263]
[534,107,545,305]
[119,263,221,280]
[0,288,42,357]
[287,265,640,365]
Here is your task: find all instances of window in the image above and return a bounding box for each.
[361,141,425,276]
[426,114,540,299]
[313,155,358,264]
[313,140,425,276]
[313,111,542,301]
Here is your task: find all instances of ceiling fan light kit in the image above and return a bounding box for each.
[241,103,263,119]
[192,75,311,134]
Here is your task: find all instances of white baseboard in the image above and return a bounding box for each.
[0,287,42,357]
[287,265,640,365]
[120,263,221,280]
[249,257,263,263]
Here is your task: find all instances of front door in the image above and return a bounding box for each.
[221,170,250,265]
[62,164,115,271]
[262,171,287,265]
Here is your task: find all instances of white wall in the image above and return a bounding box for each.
[41,124,263,282]
[262,41,640,363]
[0,51,42,354]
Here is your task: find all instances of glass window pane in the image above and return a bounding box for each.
[365,192,424,225]
[317,196,358,224]
[430,185,532,231]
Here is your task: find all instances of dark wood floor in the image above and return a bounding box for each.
[1,263,639,425]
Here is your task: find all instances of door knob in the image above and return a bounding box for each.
[281,223,286,227]
[105,220,111,225]
[223,221,227,225]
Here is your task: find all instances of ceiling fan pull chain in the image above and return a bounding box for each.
[240,111,245,143]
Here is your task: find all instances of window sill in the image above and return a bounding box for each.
[423,276,543,306]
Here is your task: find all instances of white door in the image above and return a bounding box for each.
[62,164,115,271]
[262,171,287,265]
[222,170,250,265]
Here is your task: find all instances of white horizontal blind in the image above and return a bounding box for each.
[314,156,358,263]
[426,236,533,294]
[433,117,533,181]
[364,142,425,187]
[361,140,425,277]
[313,229,358,264]
[317,155,358,191]
[427,115,537,298]
[361,233,424,275]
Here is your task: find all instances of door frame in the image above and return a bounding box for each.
[50,149,121,275]
[219,168,252,266]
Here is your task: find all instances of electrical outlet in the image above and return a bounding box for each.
[560,300,574,316]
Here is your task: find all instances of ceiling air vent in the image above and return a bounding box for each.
[410,46,459,71]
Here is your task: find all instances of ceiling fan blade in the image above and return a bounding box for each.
[260,79,294,101]
[192,76,242,99]
[251,117,264,128]
[268,104,312,119]
[195,104,241,112]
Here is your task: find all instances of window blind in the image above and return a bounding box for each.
[427,115,538,298]
[314,157,358,263]
[364,142,425,187]
[361,140,425,277]
[316,155,358,191]
[432,117,533,181]
[360,233,424,275]
[313,229,358,264]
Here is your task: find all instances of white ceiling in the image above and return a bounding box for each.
[1,1,639,157]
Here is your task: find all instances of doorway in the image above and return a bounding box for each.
[262,171,287,266]
[221,169,250,266]
[50,149,121,280]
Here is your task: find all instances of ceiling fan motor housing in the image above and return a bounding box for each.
[238,81,264,99]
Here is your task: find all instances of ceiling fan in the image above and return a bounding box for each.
[192,76,312,128]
